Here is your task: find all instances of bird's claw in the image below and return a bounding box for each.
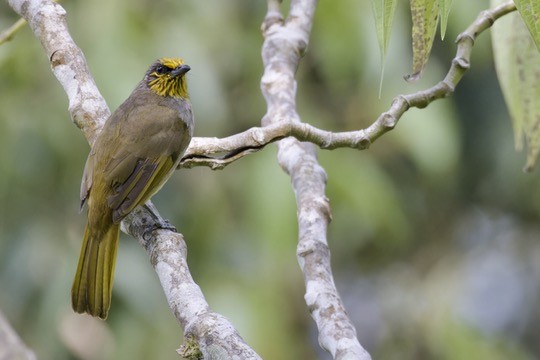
[142,219,177,241]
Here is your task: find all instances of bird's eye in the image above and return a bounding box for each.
[155,65,168,74]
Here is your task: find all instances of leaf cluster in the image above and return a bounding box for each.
[372,0,540,169]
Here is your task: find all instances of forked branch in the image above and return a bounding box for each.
[4,0,518,359]
[179,1,517,171]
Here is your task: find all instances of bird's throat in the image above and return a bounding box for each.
[149,76,189,98]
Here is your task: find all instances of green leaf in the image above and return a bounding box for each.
[371,0,398,59]
[406,0,440,82]
[440,0,453,40]
[492,0,540,171]
[514,0,540,52]
[371,0,398,95]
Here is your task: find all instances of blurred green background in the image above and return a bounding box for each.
[2,0,540,359]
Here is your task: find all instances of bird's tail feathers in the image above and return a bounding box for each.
[71,222,119,319]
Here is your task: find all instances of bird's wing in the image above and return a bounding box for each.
[80,152,94,211]
[88,103,191,224]
[107,155,176,223]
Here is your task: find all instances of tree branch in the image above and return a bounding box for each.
[0,0,60,45]
[7,0,109,144]
[260,1,371,359]
[6,0,517,358]
[179,1,517,172]
[251,1,513,359]
[122,204,260,359]
[6,0,260,358]
[0,17,27,45]
[180,121,370,169]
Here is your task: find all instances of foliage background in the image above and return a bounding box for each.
[1,0,540,359]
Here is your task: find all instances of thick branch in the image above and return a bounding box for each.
[254,1,514,359]
[7,0,260,357]
[260,1,370,359]
[122,204,260,359]
[7,0,109,144]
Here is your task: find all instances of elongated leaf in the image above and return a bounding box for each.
[371,0,397,95]
[440,0,453,40]
[371,0,398,58]
[406,0,440,82]
[514,0,540,52]
[492,0,540,171]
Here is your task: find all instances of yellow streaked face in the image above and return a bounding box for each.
[147,58,190,98]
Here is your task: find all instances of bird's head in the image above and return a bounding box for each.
[145,58,191,98]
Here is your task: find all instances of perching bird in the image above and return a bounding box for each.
[71,58,194,319]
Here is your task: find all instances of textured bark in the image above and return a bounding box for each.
[123,204,260,359]
[260,1,371,359]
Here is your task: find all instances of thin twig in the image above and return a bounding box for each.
[0,18,27,45]
[0,0,60,45]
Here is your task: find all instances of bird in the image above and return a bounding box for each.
[71,57,194,319]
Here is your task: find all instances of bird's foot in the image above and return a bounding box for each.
[157,218,177,232]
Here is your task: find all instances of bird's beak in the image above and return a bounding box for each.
[171,64,191,78]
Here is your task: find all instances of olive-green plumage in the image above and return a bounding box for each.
[71,58,194,319]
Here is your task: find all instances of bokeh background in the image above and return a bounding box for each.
[2,0,540,359]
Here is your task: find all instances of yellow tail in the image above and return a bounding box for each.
[71,222,119,319]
